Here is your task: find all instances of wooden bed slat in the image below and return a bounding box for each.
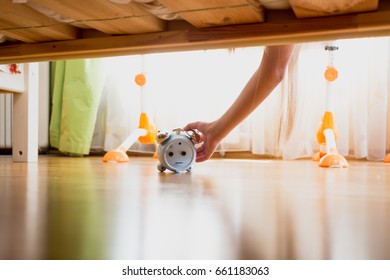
[2,2,390,65]
[1,1,390,64]
[158,0,264,27]
[289,0,379,18]
[29,0,165,34]
[0,0,79,43]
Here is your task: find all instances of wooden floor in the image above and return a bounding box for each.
[0,155,389,260]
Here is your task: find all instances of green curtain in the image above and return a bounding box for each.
[50,59,106,155]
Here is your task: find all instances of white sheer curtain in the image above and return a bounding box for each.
[91,48,262,154]
[91,37,390,161]
[264,37,390,161]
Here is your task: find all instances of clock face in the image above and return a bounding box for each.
[158,135,196,172]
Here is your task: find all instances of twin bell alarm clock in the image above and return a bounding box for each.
[156,128,198,173]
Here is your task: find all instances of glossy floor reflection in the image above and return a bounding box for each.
[0,155,389,259]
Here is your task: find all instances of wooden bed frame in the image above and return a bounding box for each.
[1,0,390,64]
[1,0,390,162]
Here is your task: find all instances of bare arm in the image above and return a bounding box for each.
[185,45,295,162]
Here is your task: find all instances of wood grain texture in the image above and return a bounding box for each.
[1,2,390,64]
[0,155,389,259]
[158,0,264,27]
[29,0,165,34]
[0,0,78,43]
[289,0,379,18]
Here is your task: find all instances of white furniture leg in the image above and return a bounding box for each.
[12,63,39,162]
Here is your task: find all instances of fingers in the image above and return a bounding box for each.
[183,122,210,162]
[183,122,198,131]
[184,122,205,143]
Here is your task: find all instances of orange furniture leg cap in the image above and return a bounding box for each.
[103,150,129,163]
[319,153,348,168]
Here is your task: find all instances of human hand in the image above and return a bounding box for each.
[183,121,220,162]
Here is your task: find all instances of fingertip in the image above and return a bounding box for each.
[183,124,192,131]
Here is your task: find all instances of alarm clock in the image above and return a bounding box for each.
[156,128,196,172]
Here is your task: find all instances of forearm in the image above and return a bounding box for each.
[211,45,295,142]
